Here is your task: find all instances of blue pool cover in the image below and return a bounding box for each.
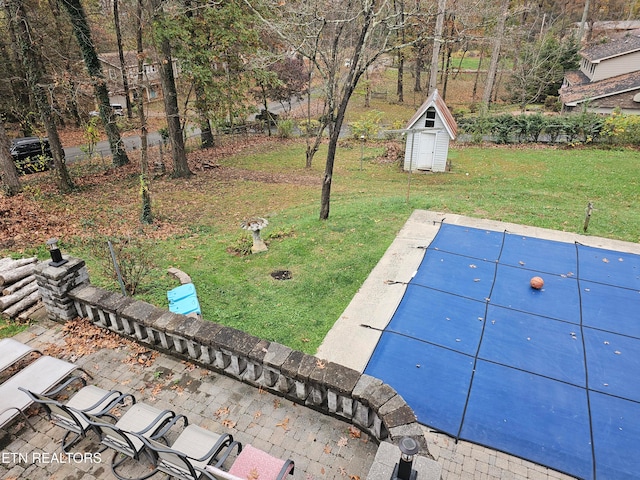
[364,223,640,480]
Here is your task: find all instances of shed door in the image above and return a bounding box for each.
[416,131,437,170]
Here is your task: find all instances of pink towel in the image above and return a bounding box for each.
[228,445,291,480]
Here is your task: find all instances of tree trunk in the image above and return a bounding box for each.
[137,0,152,224]
[320,1,373,220]
[471,46,485,104]
[195,82,215,148]
[428,0,446,94]
[578,0,590,42]
[151,0,191,178]
[61,0,130,167]
[184,1,214,149]
[414,43,423,92]
[395,0,405,103]
[7,0,74,193]
[114,0,133,119]
[0,120,22,196]
[482,0,509,109]
[2,274,36,295]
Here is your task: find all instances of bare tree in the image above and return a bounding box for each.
[428,0,446,94]
[150,0,191,178]
[0,120,21,196]
[6,0,74,193]
[114,0,133,119]
[137,0,152,223]
[246,0,419,219]
[482,0,509,109]
[60,0,130,167]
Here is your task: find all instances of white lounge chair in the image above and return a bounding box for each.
[20,385,133,451]
[0,355,85,430]
[86,402,180,480]
[137,423,236,480]
[0,338,41,374]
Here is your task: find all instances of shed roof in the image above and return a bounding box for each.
[405,89,457,139]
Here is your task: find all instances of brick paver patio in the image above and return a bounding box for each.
[0,318,377,480]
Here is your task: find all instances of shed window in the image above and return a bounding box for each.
[425,107,436,128]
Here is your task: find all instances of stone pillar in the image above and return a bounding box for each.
[34,256,90,322]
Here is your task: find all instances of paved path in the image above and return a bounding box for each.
[0,319,377,480]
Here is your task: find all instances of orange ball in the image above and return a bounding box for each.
[530,276,544,290]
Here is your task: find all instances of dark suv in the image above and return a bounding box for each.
[10,137,53,174]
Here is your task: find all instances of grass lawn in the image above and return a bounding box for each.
[2,137,639,350]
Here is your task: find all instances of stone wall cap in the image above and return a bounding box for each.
[364,383,397,410]
[98,292,135,313]
[174,315,202,339]
[309,358,327,384]
[213,326,260,356]
[379,394,406,416]
[194,321,224,345]
[381,404,416,429]
[247,339,270,362]
[353,374,384,400]
[388,423,425,440]
[69,284,110,303]
[280,350,304,377]
[263,343,292,368]
[121,300,165,326]
[324,362,361,394]
[298,354,318,382]
[154,311,185,332]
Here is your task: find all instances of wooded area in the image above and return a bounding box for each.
[1,0,639,215]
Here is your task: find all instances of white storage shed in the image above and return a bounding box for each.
[404,89,457,172]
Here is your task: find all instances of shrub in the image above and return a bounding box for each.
[83,236,155,295]
[491,113,515,144]
[349,110,383,140]
[602,109,640,145]
[300,119,321,136]
[276,119,295,138]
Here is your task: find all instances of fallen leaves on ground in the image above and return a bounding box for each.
[221,419,237,428]
[276,417,289,430]
[41,317,157,367]
[214,406,230,417]
[0,134,317,253]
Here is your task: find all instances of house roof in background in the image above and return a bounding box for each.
[98,51,144,69]
[559,70,640,105]
[563,70,590,88]
[405,89,457,139]
[581,32,640,62]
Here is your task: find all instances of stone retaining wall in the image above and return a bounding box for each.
[34,256,430,455]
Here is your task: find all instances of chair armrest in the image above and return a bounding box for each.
[92,392,136,416]
[276,459,295,479]
[149,412,188,439]
[133,409,176,435]
[213,441,242,468]
[190,433,233,463]
[77,389,123,414]
[46,375,87,396]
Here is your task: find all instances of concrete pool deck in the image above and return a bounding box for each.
[318,209,640,480]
